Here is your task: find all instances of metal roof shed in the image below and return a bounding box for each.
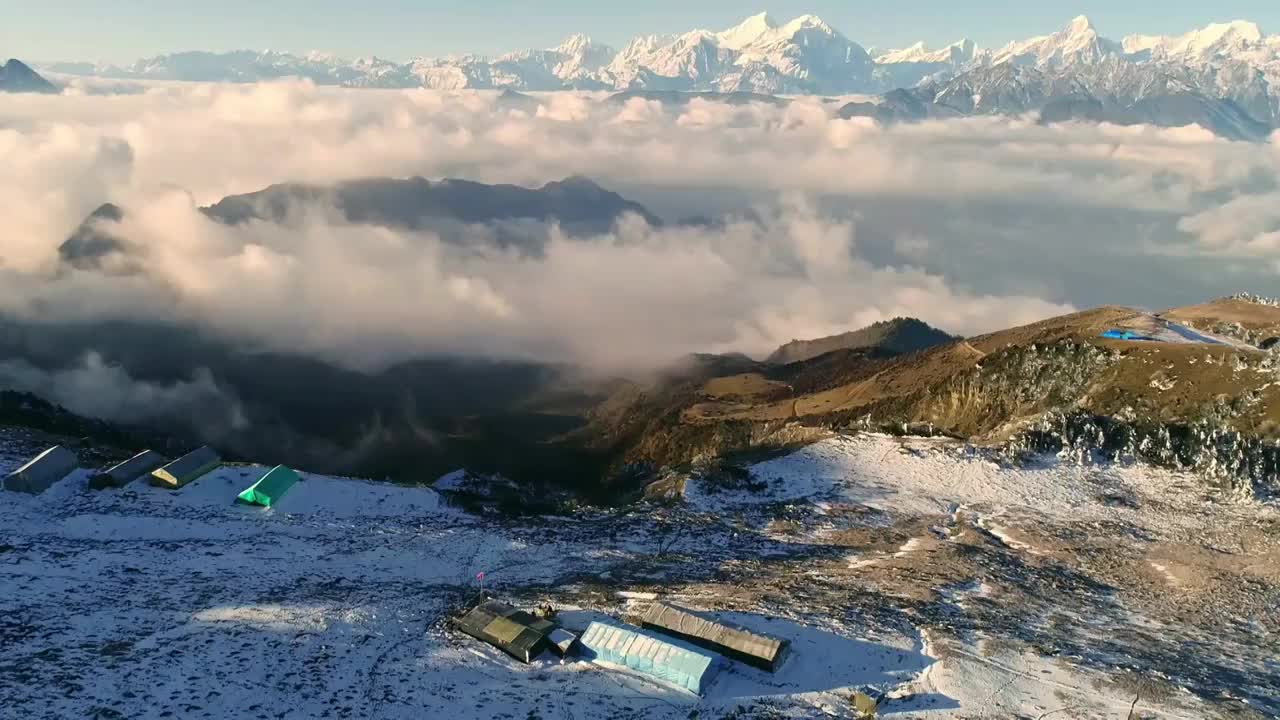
[578,620,720,695]
[4,445,78,494]
[640,602,788,672]
[150,446,221,489]
[90,450,168,490]
[452,600,558,664]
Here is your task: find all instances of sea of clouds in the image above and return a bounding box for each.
[1,79,1277,384]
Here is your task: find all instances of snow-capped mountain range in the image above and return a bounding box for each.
[38,13,1280,135]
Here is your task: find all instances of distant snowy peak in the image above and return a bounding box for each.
[844,56,1277,141]
[35,11,1280,121]
[593,12,871,93]
[1123,20,1272,61]
[876,39,976,65]
[489,33,616,86]
[981,16,1278,74]
[715,11,778,50]
[553,33,606,56]
[775,13,837,37]
[990,15,1121,69]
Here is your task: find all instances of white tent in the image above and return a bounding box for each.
[90,450,168,490]
[4,445,78,494]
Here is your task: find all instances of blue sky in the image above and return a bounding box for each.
[8,1,1280,64]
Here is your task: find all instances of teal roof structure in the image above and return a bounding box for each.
[578,620,720,695]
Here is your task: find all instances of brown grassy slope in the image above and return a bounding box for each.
[967,306,1138,354]
[873,304,1278,440]
[1161,298,1280,345]
[583,303,1280,470]
[686,307,1138,426]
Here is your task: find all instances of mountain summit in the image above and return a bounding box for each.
[989,15,1120,68]
[0,59,58,93]
[767,317,956,365]
[715,12,778,49]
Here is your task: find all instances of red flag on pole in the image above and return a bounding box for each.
[476,571,484,581]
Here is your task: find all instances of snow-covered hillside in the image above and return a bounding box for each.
[2,429,1273,718]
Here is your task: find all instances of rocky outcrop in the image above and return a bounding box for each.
[1012,411,1279,500]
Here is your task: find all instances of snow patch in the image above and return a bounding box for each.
[1149,561,1181,586]
[893,536,926,557]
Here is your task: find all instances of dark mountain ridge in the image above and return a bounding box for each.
[58,175,660,269]
[839,63,1275,141]
[0,58,58,94]
[767,317,957,365]
[202,175,659,229]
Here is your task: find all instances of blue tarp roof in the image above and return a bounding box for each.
[578,620,720,695]
[1101,329,1155,341]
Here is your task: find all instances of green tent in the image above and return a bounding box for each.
[452,599,559,664]
[236,465,299,507]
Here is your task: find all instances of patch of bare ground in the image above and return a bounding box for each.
[1162,299,1280,342]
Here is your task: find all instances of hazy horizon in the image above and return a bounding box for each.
[10,2,1280,65]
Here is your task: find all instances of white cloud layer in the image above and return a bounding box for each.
[0,353,248,435]
[1,80,1277,372]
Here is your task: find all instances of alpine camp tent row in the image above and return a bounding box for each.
[578,620,721,695]
[150,446,221,489]
[4,445,78,494]
[640,602,789,672]
[236,465,299,507]
[453,600,562,664]
[90,450,168,490]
